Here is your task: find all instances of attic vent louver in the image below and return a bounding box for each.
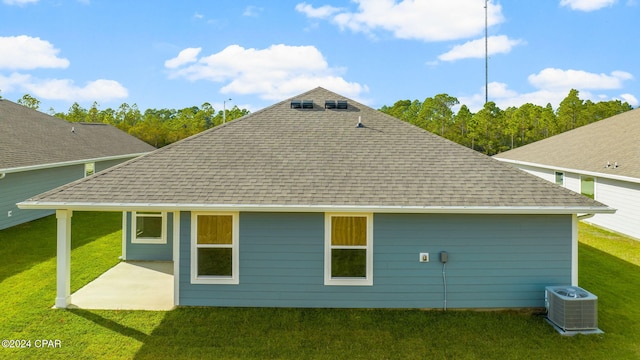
[290,100,302,109]
[302,100,314,109]
[325,100,337,109]
[337,100,348,109]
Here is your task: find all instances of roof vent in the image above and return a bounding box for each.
[290,100,302,109]
[302,100,314,109]
[337,100,348,109]
[356,116,364,128]
[325,100,337,109]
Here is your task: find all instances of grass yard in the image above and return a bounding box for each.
[0,214,639,359]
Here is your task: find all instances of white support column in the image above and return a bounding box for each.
[571,214,579,286]
[173,211,180,306]
[121,211,127,260]
[55,210,72,308]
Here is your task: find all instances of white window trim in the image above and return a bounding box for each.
[191,211,239,285]
[131,211,167,244]
[324,213,373,286]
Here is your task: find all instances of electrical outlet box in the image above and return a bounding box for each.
[7,210,12,217]
[419,253,429,262]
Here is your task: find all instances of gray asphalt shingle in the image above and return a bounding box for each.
[22,88,610,210]
[1,99,155,170]
[495,107,640,179]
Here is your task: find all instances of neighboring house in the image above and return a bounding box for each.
[19,88,613,310]
[494,108,640,240]
[0,99,155,230]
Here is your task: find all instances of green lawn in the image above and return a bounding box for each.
[0,214,639,359]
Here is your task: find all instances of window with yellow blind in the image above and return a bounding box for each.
[324,213,373,286]
[191,212,239,284]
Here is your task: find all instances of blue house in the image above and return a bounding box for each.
[19,88,613,309]
[0,99,155,230]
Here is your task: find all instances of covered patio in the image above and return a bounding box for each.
[68,261,174,311]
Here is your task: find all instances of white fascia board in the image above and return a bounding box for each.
[0,152,151,174]
[16,201,616,215]
[495,158,640,185]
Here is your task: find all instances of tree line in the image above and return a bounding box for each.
[379,89,633,155]
[15,94,249,148]
[13,89,634,154]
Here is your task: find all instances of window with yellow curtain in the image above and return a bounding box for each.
[192,212,239,284]
[325,213,373,286]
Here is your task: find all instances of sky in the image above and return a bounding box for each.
[0,0,638,114]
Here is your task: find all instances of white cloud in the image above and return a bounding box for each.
[528,68,633,90]
[459,68,636,111]
[166,44,368,100]
[438,35,524,62]
[0,72,31,92]
[164,47,202,69]
[0,72,127,102]
[459,82,578,112]
[0,35,127,103]
[23,78,128,102]
[295,2,342,18]
[560,0,617,11]
[296,0,504,42]
[0,35,69,70]
[619,93,639,106]
[243,5,263,17]
[2,0,38,5]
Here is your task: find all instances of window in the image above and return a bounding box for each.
[84,162,95,177]
[581,176,595,199]
[132,212,166,244]
[325,213,373,286]
[555,171,564,186]
[191,212,239,284]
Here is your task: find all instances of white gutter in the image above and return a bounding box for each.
[0,173,5,180]
[0,152,151,174]
[495,158,640,185]
[17,201,617,215]
[577,213,596,220]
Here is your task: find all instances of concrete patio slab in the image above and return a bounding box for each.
[69,261,174,311]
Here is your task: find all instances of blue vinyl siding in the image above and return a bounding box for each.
[124,212,173,261]
[1,157,139,230]
[0,165,83,230]
[179,212,572,309]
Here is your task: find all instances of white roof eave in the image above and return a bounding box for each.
[17,201,617,215]
[495,158,640,185]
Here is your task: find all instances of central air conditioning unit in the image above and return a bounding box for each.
[545,286,598,331]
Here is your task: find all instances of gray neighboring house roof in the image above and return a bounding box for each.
[494,107,640,181]
[19,87,612,213]
[0,99,155,171]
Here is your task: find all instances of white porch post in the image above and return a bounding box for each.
[571,214,578,286]
[55,210,72,308]
[173,211,180,306]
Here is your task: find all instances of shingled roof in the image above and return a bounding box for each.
[0,99,155,170]
[495,107,640,180]
[19,88,612,213]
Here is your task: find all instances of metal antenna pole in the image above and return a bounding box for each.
[223,98,232,124]
[485,0,488,104]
